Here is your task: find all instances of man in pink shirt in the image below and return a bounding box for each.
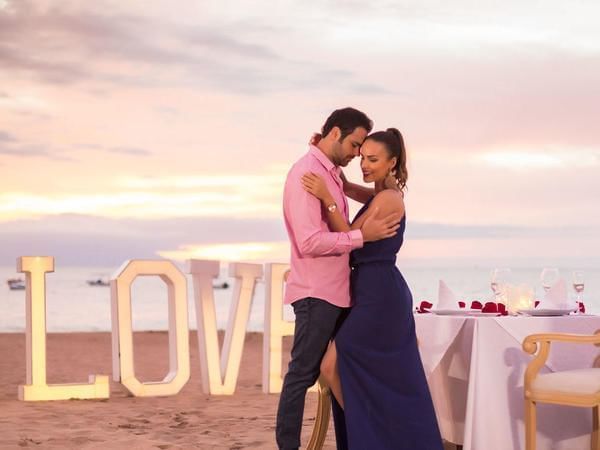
[276,108,401,450]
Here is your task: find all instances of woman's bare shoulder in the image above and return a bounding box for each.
[372,189,404,205]
[371,189,405,215]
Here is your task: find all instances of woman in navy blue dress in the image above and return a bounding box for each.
[302,128,443,449]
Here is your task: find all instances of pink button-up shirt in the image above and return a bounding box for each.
[283,145,363,307]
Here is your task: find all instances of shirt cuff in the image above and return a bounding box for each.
[349,229,364,249]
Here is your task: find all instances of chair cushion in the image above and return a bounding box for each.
[532,368,600,395]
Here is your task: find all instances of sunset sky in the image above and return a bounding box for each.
[1,0,599,267]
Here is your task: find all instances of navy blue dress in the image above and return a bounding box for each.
[334,198,443,450]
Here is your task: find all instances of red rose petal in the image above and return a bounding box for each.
[482,302,498,313]
[417,300,433,314]
[471,300,483,310]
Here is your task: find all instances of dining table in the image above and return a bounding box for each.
[414,313,600,450]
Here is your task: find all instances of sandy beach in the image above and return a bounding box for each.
[0,332,455,449]
[0,332,326,449]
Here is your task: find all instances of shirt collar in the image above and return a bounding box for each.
[309,144,340,175]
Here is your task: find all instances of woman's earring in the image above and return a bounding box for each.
[390,168,400,187]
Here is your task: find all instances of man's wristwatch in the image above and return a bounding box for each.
[327,202,337,213]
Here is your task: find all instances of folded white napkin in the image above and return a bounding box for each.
[437,280,458,309]
[542,278,570,309]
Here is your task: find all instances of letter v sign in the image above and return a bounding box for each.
[187,259,263,395]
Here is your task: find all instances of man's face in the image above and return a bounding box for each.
[331,126,368,167]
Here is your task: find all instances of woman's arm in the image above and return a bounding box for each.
[301,173,404,234]
[351,190,404,230]
[339,170,374,204]
[301,172,351,232]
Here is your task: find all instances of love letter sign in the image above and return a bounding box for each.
[16,256,300,401]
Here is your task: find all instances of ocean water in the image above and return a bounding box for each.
[1,263,598,333]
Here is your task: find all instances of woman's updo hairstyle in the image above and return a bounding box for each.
[366,127,408,191]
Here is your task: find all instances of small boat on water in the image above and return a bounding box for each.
[86,278,110,287]
[213,281,230,289]
[6,278,25,290]
[84,278,229,288]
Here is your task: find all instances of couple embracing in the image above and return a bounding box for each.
[276,107,443,450]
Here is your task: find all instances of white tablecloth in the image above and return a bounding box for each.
[415,314,600,450]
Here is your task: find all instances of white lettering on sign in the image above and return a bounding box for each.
[262,263,295,393]
[17,256,109,401]
[187,259,262,395]
[111,259,190,397]
[14,256,302,401]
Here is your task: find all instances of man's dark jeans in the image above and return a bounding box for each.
[275,297,345,450]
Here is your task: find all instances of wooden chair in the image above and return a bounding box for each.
[522,332,600,450]
[306,375,461,450]
[306,376,331,450]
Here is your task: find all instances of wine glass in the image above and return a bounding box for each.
[572,270,584,313]
[490,268,511,301]
[540,268,560,292]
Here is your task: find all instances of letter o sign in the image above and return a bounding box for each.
[111,260,190,397]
